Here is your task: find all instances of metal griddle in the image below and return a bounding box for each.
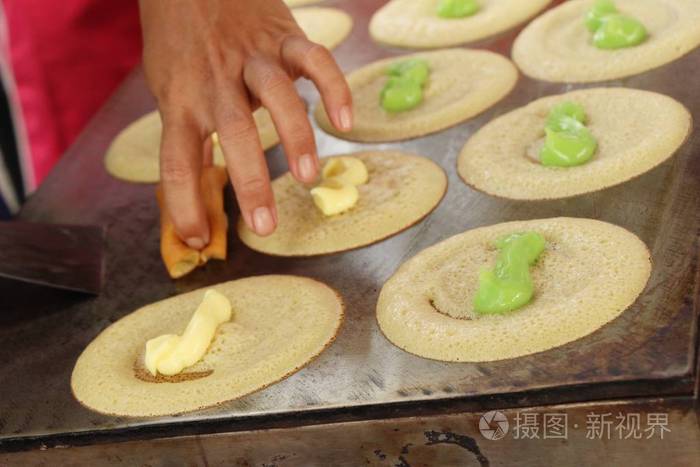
[1,0,698,447]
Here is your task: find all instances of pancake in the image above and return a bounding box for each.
[292,7,353,50]
[457,88,691,200]
[104,108,279,183]
[237,151,447,256]
[512,0,700,83]
[377,217,651,362]
[314,49,518,142]
[285,0,323,6]
[71,275,343,417]
[369,0,552,49]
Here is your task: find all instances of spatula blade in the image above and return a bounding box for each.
[0,221,104,295]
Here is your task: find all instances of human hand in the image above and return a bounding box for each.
[139,0,352,248]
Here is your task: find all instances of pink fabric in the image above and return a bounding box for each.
[3,0,142,187]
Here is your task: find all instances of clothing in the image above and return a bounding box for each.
[2,0,142,192]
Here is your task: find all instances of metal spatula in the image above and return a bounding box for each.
[0,221,104,294]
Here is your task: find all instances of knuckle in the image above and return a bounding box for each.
[160,158,194,186]
[259,68,289,93]
[217,108,258,141]
[237,177,268,198]
[153,83,193,111]
[304,43,332,68]
[285,120,313,144]
[160,104,200,131]
[225,118,259,142]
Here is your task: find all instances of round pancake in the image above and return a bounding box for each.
[457,88,691,200]
[512,0,700,83]
[104,108,279,183]
[292,7,353,50]
[285,0,322,6]
[377,217,651,362]
[238,151,447,256]
[71,275,343,417]
[369,0,552,49]
[314,49,518,142]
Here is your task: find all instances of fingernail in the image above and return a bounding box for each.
[185,237,206,250]
[298,154,317,182]
[338,106,352,132]
[252,206,275,236]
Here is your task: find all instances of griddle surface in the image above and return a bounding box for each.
[1,0,698,441]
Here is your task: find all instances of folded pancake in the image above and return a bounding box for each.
[377,217,651,362]
[237,151,447,256]
[292,7,353,51]
[157,166,229,279]
[370,0,552,49]
[457,88,691,200]
[71,275,344,417]
[105,108,279,183]
[512,0,700,82]
[314,49,518,143]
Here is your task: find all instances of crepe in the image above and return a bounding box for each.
[369,0,552,49]
[285,0,322,7]
[71,275,343,417]
[377,217,651,362]
[104,108,279,183]
[157,167,229,279]
[292,7,353,50]
[314,49,518,142]
[457,88,691,200]
[237,151,447,256]
[512,0,700,82]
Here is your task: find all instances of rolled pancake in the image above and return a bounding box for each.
[71,275,343,417]
[314,49,518,142]
[104,108,279,183]
[238,151,447,256]
[512,0,700,83]
[377,218,651,362]
[292,8,353,50]
[457,88,691,200]
[369,0,552,49]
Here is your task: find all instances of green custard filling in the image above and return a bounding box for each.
[437,0,480,18]
[473,232,546,315]
[381,59,431,113]
[585,0,648,49]
[540,101,598,167]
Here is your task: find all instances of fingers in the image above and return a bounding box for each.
[244,57,319,184]
[215,89,277,237]
[282,35,353,133]
[159,112,210,249]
